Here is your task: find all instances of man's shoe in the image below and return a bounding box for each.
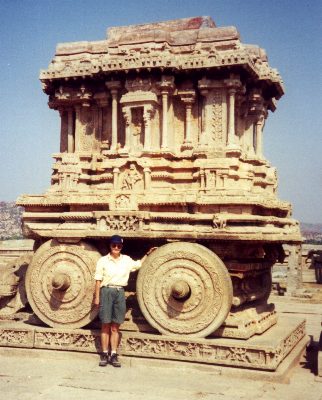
[110,353,121,367]
[99,352,109,367]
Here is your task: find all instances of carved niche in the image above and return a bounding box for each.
[120,78,158,152]
[120,163,143,192]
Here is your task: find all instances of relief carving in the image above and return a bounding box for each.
[120,163,143,191]
[57,154,81,190]
[211,90,223,143]
[98,215,139,231]
[115,194,131,209]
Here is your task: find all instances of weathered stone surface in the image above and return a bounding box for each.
[25,240,101,328]
[119,317,306,371]
[0,254,30,316]
[0,325,34,348]
[11,16,302,343]
[0,316,307,371]
[137,242,233,337]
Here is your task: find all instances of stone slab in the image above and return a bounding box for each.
[0,316,306,372]
[119,317,305,371]
[0,325,34,348]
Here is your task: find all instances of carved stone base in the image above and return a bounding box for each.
[0,316,306,371]
[211,303,277,339]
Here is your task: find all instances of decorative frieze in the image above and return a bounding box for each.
[34,328,100,352]
[98,215,140,231]
[0,327,34,348]
[0,317,306,371]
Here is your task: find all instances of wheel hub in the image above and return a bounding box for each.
[52,272,71,291]
[171,280,191,301]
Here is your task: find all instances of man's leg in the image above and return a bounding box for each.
[109,288,125,367]
[101,323,111,352]
[110,323,121,367]
[99,323,111,366]
[110,322,120,353]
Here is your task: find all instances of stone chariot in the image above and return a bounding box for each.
[1,18,305,369]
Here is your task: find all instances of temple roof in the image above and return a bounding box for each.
[40,16,284,99]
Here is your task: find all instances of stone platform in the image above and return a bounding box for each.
[0,315,307,372]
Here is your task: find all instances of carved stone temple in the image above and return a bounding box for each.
[0,17,306,371]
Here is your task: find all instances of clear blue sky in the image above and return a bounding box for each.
[0,0,321,223]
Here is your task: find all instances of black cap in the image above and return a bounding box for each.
[110,235,123,244]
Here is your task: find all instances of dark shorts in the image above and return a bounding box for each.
[99,286,126,325]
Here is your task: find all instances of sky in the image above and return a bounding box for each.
[0,0,321,223]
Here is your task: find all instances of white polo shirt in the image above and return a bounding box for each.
[94,253,141,287]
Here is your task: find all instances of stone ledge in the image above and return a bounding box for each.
[0,316,306,372]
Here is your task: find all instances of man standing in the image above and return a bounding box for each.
[94,234,154,367]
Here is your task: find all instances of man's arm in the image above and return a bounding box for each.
[138,247,158,267]
[94,280,101,307]
[129,247,158,272]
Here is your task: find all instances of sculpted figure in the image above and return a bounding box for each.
[121,164,142,190]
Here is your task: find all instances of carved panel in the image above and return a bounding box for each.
[210,90,224,143]
[76,107,94,151]
[98,215,139,231]
[34,329,100,352]
[0,328,34,348]
[57,154,81,191]
[120,163,143,191]
[115,194,131,209]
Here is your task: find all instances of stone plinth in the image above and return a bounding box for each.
[0,316,307,372]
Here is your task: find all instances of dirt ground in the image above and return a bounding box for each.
[0,293,321,400]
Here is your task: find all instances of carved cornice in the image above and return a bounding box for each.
[40,50,283,97]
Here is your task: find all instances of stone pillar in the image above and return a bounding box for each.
[106,81,121,150]
[185,102,193,144]
[198,87,210,148]
[122,107,131,150]
[113,167,120,190]
[161,92,169,149]
[144,167,151,190]
[227,87,237,148]
[143,105,154,151]
[286,244,303,295]
[224,77,242,151]
[74,105,81,152]
[94,93,109,145]
[255,115,266,159]
[158,76,174,150]
[200,168,205,190]
[179,90,195,150]
[248,89,266,158]
[58,108,67,153]
[67,108,75,153]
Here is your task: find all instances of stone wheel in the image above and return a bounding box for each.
[25,240,101,328]
[136,242,233,337]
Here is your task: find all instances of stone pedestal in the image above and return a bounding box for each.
[0,315,307,372]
